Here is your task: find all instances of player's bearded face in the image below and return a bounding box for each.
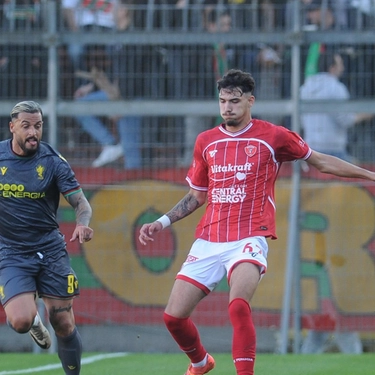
[219,88,252,128]
[18,135,40,156]
[10,112,43,156]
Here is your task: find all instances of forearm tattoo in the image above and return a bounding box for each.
[67,193,92,226]
[167,193,200,224]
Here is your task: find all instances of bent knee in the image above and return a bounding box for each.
[163,312,181,329]
[49,315,75,336]
[8,315,34,333]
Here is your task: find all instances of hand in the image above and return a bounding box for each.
[91,68,121,100]
[73,82,95,99]
[138,221,163,245]
[70,224,94,244]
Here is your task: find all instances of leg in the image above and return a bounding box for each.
[301,330,330,353]
[44,298,82,375]
[4,293,51,349]
[75,90,124,167]
[229,262,261,375]
[75,90,117,146]
[4,293,38,333]
[335,331,363,354]
[117,115,142,169]
[66,43,84,72]
[164,279,214,374]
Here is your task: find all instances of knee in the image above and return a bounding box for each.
[8,314,34,334]
[163,312,185,334]
[49,315,75,337]
[228,298,251,321]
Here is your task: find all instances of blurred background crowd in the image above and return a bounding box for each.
[0,0,374,169]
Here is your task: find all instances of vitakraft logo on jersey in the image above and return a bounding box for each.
[210,162,253,174]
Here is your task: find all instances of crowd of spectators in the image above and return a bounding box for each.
[0,0,374,166]
[0,1,375,355]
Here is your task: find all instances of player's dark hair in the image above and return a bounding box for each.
[217,69,255,95]
[10,101,43,120]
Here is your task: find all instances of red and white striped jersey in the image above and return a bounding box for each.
[186,120,311,242]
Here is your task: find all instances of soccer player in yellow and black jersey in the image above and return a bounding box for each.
[0,101,93,375]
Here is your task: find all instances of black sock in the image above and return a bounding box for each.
[56,327,82,375]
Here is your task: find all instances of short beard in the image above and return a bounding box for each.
[24,148,38,157]
[225,119,239,127]
[19,141,39,156]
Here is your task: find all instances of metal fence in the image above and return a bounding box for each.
[0,0,375,168]
[1,0,375,354]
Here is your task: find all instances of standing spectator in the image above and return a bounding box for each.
[177,9,233,167]
[73,0,163,169]
[203,0,277,30]
[300,50,373,353]
[0,101,93,375]
[138,69,375,375]
[0,0,48,99]
[300,50,373,162]
[61,0,116,71]
[203,1,284,123]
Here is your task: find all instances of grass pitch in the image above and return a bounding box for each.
[1,352,375,374]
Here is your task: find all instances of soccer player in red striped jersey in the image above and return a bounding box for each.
[139,69,375,375]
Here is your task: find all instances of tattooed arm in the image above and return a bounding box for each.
[165,188,206,224]
[138,188,207,245]
[65,190,94,243]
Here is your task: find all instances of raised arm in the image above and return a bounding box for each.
[138,188,207,245]
[64,190,94,243]
[306,150,375,181]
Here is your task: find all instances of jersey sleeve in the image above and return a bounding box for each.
[54,154,81,196]
[274,127,311,162]
[186,132,209,191]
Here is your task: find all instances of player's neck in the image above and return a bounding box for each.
[224,119,252,133]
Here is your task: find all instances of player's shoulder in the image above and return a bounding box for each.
[252,118,290,135]
[39,141,69,163]
[0,139,10,150]
[0,139,12,158]
[197,124,222,139]
[253,118,282,129]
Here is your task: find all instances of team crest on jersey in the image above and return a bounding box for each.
[0,167,7,175]
[36,165,45,180]
[245,145,257,157]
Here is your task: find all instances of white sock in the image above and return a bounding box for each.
[192,354,207,368]
[32,314,40,327]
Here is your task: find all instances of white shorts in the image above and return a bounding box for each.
[176,236,268,294]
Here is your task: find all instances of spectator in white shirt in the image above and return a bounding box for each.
[62,0,116,71]
[300,50,373,163]
[300,50,373,354]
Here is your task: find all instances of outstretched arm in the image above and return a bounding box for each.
[306,150,375,181]
[64,190,94,243]
[139,188,207,245]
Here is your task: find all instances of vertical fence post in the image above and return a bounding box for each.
[46,0,58,149]
[279,0,302,354]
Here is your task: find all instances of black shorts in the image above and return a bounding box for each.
[0,249,79,306]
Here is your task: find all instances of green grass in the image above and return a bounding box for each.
[1,352,375,374]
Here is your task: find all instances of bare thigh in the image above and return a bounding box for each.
[229,262,261,303]
[4,293,38,330]
[165,279,206,318]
